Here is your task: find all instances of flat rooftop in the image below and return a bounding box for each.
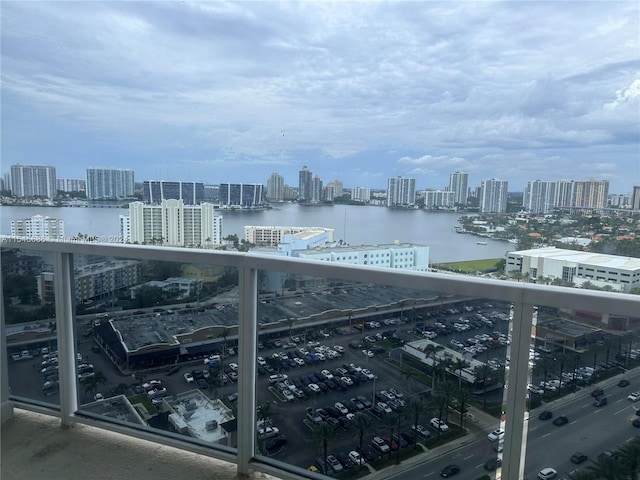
[512,247,640,270]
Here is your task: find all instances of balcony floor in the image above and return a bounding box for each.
[2,408,281,480]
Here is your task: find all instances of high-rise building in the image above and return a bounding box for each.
[266,173,285,202]
[523,180,556,214]
[11,214,65,240]
[326,180,343,198]
[142,181,204,205]
[386,176,416,207]
[479,179,508,213]
[10,164,57,198]
[121,200,223,247]
[219,183,265,208]
[311,175,323,203]
[56,178,86,193]
[203,184,219,203]
[632,186,640,211]
[424,190,455,209]
[298,166,313,203]
[86,168,134,199]
[553,180,574,209]
[351,187,370,202]
[448,171,469,206]
[572,179,609,209]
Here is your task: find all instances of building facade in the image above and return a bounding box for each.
[121,200,223,247]
[298,166,312,203]
[572,179,609,209]
[424,190,455,209]
[73,259,143,303]
[311,175,323,203]
[56,178,86,193]
[387,176,416,207]
[244,225,334,247]
[86,168,134,200]
[10,164,57,198]
[351,187,370,202]
[448,171,469,206]
[219,183,265,208]
[479,179,508,213]
[11,215,65,240]
[266,173,285,202]
[143,181,205,205]
[523,180,555,214]
[632,186,640,211]
[506,247,640,292]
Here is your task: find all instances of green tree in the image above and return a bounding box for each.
[587,454,630,480]
[406,399,425,445]
[451,358,469,389]
[312,422,336,475]
[352,413,372,460]
[533,355,557,399]
[618,437,640,480]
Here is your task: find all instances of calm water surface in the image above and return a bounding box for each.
[1,203,512,262]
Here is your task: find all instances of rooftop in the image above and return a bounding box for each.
[512,246,640,270]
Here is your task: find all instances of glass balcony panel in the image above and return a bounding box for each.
[71,255,239,452]
[2,246,60,409]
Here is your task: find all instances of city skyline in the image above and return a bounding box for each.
[1,2,639,192]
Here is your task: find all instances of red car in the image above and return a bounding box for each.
[591,388,604,397]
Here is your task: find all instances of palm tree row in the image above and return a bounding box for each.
[567,437,640,480]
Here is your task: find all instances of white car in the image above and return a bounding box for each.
[629,392,640,402]
[184,372,194,383]
[361,369,375,380]
[308,383,321,393]
[487,428,505,442]
[430,417,449,432]
[335,402,349,414]
[348,450,362,465]
[412,424,430,437]
[538,467,558,480]
[321,369,334,380]
[362,350,374,358]
[294,358,305,366]
[378,402,392,414]
[229,362,239,371]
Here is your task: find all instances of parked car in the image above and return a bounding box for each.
[372,436,390,453]
[430,417,449,432]
[348,450,362,465]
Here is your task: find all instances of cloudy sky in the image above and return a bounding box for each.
[2,1,639,193]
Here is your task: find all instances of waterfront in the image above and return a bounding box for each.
[0,203,512,263]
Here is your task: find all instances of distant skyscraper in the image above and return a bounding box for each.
[326,180,343,197]
[387,177,416,207]
[86,168,134,199]
[351,187,371,202]
[311,175,323,203]
[143,180,204,205]
[448,171,469,206]
[523,180,556,214]
[219,183,265,207]
[266,173,285,202]
[572,179,609,209]
[632,186,640,211]
[480,179,508,213]
[10,164,57,198]
[553,180,574,208]
[298,166,313,203]
[56,178,85,193]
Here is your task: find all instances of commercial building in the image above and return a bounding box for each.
[479,178,508,213]
[9,164,57,198]
[506,246,640,292]
[387,176,416,207]
[131,277,203,300]
[86,168,135,200]
[244,226,334,247]
[448,171,469,206]
[120,200,223,247]
[10,215,65,240]
[142,181,205,205]
[219,183,265,208]
[294,242,430,272]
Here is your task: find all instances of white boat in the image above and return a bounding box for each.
[477,241,488,245]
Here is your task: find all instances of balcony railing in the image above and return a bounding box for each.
[2,237,639,480]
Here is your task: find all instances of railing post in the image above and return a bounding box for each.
[500,300,534,480]
[237,266,257,476]
[0,267,14,423]
[54,252,78,427]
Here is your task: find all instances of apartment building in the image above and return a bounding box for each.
[387,176,416,207]
[86,168,135,200]
[10,164,57,198]
[10,215,65,240]
[244,225,334,247]
[143,181,205,205]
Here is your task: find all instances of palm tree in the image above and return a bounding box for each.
[455,387,470,428]
[473,364,493,409]
[554,352,569,391]
[352,413,372,460]
[422,343,439,390]
[533,355,557,398]
[587,454,630,480]
[312,422,336,474]
[207,374,221,400]
[257,402,272,429]
[402,368,417,395]
[451,358,469,389]
[286,317,295,339]
[406,399,425,445]
[566,470,595,480]
[618,437,640,480]
[83,370,107,399]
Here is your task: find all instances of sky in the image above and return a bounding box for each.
[1,1,639,193]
